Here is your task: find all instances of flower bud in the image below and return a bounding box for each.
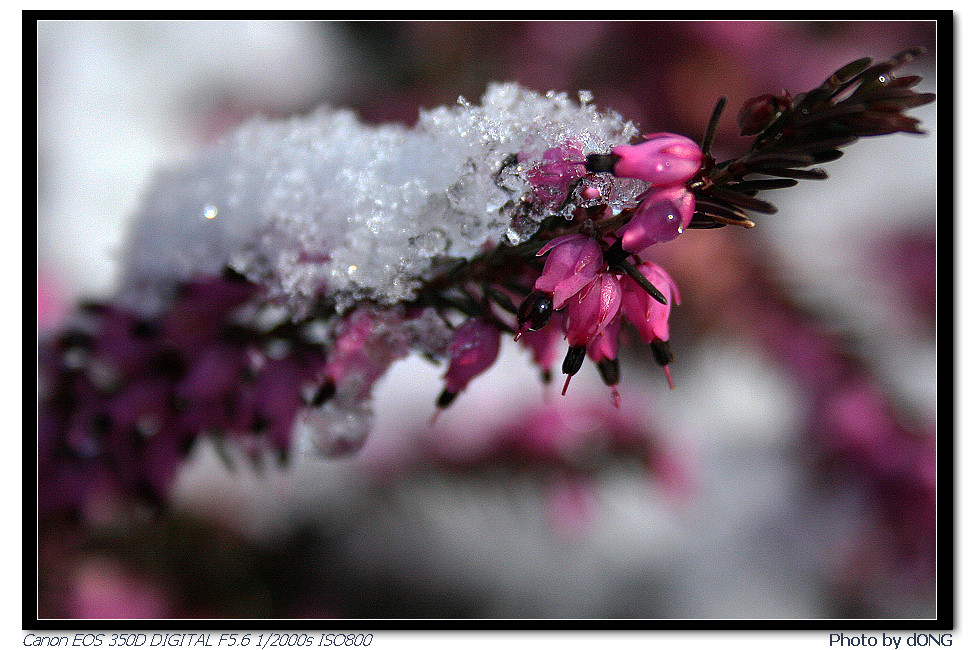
[616,187,695,252]
[609,133,703,185]
[737,93,790,137]
[441,318,502,399]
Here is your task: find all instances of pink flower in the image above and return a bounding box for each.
[534,234,604,309]
[439,318,502,407]
[587,313,623,405]
[564,272,622,348]
[558,271,623,397]
[609,133,704,186]
[586,312,621,365]
[523,142,586,206]
[616,186,695,252]
[322,309,408,402]
[620,261,680,344]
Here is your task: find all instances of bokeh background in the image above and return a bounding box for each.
[36,20,939,619]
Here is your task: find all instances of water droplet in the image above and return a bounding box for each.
[203,204,218,220]
[295,402,371,457]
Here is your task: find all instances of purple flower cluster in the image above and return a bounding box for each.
[38,274,329,518]
[742,278,936,576]
[427,132,704,412]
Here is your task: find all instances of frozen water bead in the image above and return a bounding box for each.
[118,83,642,317]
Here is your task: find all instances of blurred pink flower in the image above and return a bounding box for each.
[438,318,502,408]
[68,558,174,619]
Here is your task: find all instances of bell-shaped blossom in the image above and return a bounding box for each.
[442,318,502,398]
[620,261,680,344]
[564,272,622,348]
[534,234,604,309]
[610,133,703,186]
[586,313,621,365]
[616,186,695,252]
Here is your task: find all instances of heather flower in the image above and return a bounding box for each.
[587,132,703,186]
[616,186,696,252]
[559,272,622,395]
[564,272,622,348]
[437,318,502,408]
[620,261,680,345]
[533,234,604,309]
[523,142,586,208]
